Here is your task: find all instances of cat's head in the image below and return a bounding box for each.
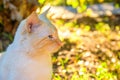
[13,10,62,54]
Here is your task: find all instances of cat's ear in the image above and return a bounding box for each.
[25,12,42,33]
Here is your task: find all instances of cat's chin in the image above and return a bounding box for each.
[46,43,61,54]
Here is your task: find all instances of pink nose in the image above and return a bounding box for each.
[55,39,63,46]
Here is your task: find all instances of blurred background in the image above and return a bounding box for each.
[0,0,120,80]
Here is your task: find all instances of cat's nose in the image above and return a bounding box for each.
[56,39,63,46]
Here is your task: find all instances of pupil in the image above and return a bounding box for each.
[48,35,53,38]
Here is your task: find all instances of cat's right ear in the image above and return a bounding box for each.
[25,12,43,33]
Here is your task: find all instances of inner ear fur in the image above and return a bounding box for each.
[26,12,42,33]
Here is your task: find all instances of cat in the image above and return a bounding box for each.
[0,9,62,80]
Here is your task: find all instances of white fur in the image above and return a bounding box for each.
[0,48,52,80]
[0,12,61,80]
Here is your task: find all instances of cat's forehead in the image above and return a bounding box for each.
[43,23,57,35]
[39,16,57,34]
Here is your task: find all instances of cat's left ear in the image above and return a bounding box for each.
[26,12,42,33]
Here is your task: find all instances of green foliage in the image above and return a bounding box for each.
[67,0,79,8]
[38,0,46,4]
[2,32,13,42]
[66,0,87,12]
[95,22,110,33]
[53,74,62,80]
[38,0,120,12]
[59,58,69,68]
[96,62,117,80]
[52,61,118,80]
[52,16,120,79]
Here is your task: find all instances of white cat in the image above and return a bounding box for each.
[0,10,62,80]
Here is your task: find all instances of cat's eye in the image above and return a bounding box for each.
[48,35,53,39]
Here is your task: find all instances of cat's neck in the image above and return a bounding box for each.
[6,43,49,56]
[7,43,29,52]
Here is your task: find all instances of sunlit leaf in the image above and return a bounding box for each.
[38,0,45,4]
[67,0,72,5]
[84,25,91,31]
[72,0,79,8]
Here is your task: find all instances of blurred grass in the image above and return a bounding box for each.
[52,18,120,80]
